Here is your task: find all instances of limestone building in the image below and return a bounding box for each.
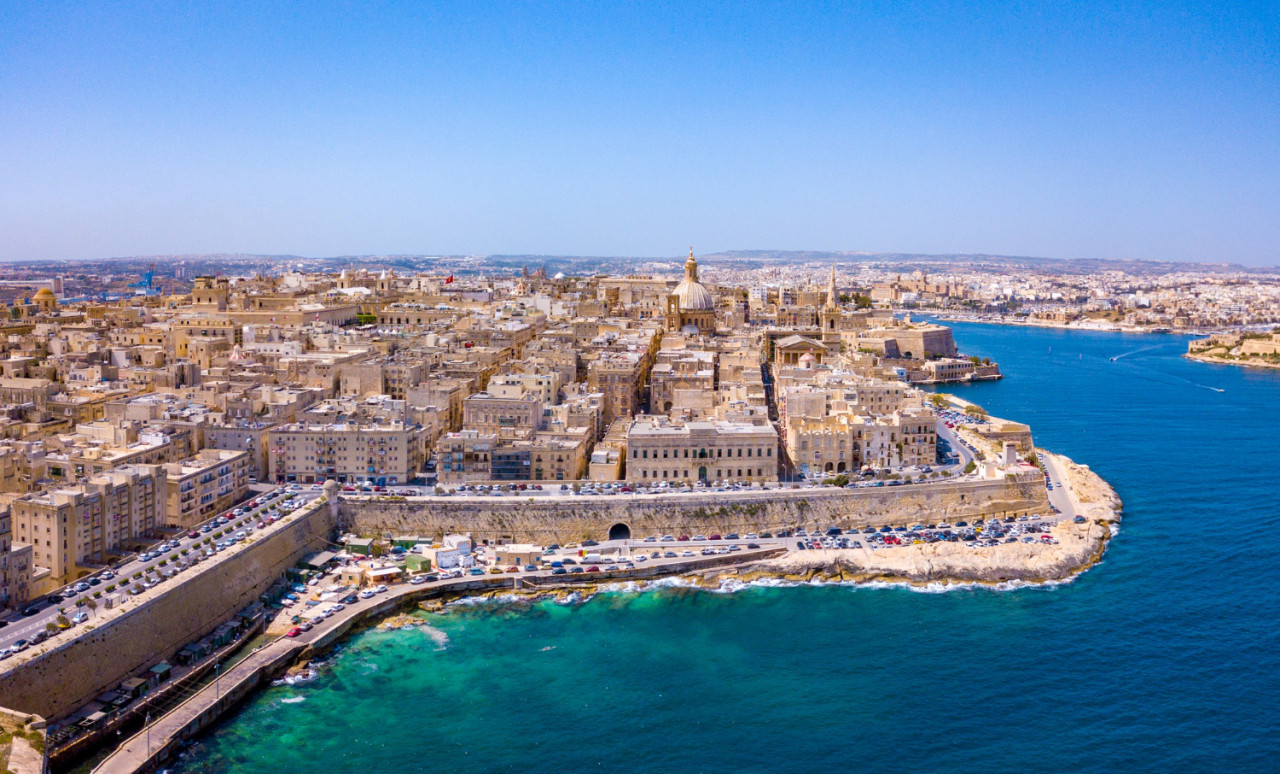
[163,449,251,527]
[664,250,717,335]
[268,422,427,485]
[626,417,778,485]
[12,464,165,586]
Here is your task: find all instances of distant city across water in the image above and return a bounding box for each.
[170,321,1280,774]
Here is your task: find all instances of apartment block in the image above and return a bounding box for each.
[268,422,427,485]
[11,464,166,585]
[163,449,251,528]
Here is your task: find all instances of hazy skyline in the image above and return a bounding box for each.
[2,2,1278,266]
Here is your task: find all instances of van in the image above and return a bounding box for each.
[583,553,602,563]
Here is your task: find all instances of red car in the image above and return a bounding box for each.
[188,531,200,539]
[586,566,601,573]
[677,535,690,541]
[708,534,722,540]
[286,627,302,638]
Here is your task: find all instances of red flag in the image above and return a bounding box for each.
[445,275,454,284]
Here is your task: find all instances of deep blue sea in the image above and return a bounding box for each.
[176,323,1280,773]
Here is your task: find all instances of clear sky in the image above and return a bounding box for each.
[2,1,1277,265]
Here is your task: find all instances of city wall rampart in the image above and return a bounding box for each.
[0,502,334,721]
[341,472,1048,543]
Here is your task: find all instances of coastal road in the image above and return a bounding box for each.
[1037,453,1076,516]
[0,489,319,653]
[936,421,976,471]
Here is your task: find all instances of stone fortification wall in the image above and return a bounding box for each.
[342,472,1048,543]
[0,502,334,721]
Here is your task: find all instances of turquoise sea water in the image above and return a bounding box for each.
[176,324,1280,773]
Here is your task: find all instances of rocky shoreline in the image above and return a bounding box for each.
[1184,352,1280,370]
[381,454,1123,611]
[924,312,1198,336]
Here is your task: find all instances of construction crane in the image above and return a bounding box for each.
[129,263,156,294]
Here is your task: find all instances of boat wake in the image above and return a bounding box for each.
[1110,344,1166,361]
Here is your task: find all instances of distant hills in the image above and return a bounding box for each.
[5,250,1276,278]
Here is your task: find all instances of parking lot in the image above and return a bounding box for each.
[0,486,321,657]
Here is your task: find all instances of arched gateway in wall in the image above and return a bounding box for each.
[608,523,632,541]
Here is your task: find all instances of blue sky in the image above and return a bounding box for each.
[1,1,1277,265]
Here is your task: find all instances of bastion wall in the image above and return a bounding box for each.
[341,471,1049,543]
[0,502,335,721]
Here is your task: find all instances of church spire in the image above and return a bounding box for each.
[684,247,698,283]
[826,266,838,309]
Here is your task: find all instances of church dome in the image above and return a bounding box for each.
[673,248,714,311]
[674,278,714,311]
[33,287,55,302]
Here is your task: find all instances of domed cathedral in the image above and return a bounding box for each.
[32,287,58,315]
[665,248,717,335]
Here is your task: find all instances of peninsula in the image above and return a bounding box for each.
[0,254,1122,773]
[1186,331,1280,369]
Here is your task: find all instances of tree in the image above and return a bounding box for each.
[964,405,987,418]
[854,294,872,309]
[929,394,947,408]
[963,461,977,475]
